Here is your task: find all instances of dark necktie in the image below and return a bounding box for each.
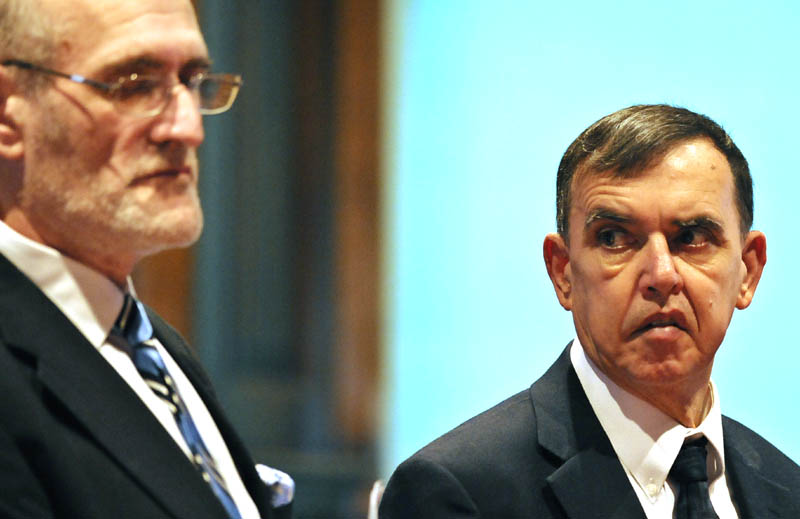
[113,294,242,519]
[669,437,719,519]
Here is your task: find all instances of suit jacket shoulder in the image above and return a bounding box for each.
[380,345,800,519]
[380,346,643,519]
[0,255,287,519]
[722,416,800,518]
[382,388,555,518]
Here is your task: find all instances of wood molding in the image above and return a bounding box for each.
[333,0,382,445]
[132,247,194,344]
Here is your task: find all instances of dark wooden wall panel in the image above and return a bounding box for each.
[334,0,382,445]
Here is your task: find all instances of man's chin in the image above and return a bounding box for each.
[620,356,703,388]
[132,219,204,256]
[157,226,203,251]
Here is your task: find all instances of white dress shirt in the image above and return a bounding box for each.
[0,221,263,518]
[570,339,739,518]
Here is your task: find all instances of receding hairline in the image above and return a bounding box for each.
[567,136,749,239]
[14,0,202,67]
[1,0,56,62]
[555,104,753,241]
[572,134,722,184]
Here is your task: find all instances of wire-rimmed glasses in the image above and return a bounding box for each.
[2,59,242,117]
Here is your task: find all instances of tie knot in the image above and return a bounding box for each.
[112,294,154,346]
[670,437,711,484]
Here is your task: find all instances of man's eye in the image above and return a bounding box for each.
[114,77,160,99]
[597,229,627,248]
[182,69,207,84]
[676,228,709,247]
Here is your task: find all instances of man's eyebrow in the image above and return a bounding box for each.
[183,57,213,72]
[674,216,724,234]
[99,57,164,77]
[584,208,633,229]
[99,56,212,77]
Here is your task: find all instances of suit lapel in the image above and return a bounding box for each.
[0,257,229,519]
[723,420,794,519]
[547,448,646,519]
[531,345,646,519]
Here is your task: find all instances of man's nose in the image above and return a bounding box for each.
[638,235,683,300]
[149,84,205,147]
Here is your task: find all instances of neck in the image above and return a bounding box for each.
[2,208,136,288]
[637,376,714,428]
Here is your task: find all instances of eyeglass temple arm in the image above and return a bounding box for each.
[2,59,110,92]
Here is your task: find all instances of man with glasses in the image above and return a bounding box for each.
[0,1,292,518]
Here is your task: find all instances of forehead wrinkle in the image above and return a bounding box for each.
[49,0,207,70]
[85,33,209,71]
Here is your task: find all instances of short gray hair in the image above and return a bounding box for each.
[0,0,58,88]
[555,104,752,239]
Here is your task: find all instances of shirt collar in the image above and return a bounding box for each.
[0,220,128,348]
[569,338,727,500]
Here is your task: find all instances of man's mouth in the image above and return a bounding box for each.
[132,167,192,184]
[641,319,682,331]
[632,312,688,338]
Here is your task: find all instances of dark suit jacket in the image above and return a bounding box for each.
[0,255,291,519]
[379,345,800,518]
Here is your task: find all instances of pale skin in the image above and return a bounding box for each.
[543,138,767,427]
[0,0,208,287]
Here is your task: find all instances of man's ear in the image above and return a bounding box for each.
[736,230,767,310]
[543,232,572,311]
[0,67,25,161]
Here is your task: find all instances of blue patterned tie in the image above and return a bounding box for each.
[670,437,719,519]
[113,295,242,519]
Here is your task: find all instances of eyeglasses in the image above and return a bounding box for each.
[2,59,243,117]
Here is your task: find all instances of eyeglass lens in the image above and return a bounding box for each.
[110,74,240,116]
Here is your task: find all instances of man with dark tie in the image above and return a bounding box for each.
[0,0,292,517]
[379,104,800,518]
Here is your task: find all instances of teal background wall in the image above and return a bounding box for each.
[381,0,800,476]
